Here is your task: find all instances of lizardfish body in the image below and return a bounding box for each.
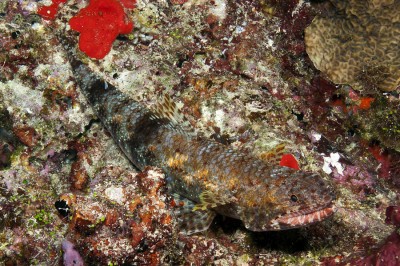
[63,40,335,234]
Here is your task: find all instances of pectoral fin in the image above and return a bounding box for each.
[193,190,237,211]
[151,94,195,136]
[172,194,216,235]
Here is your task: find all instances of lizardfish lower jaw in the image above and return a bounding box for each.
[268,203,336,230]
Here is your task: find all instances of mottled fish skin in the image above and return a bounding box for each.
[62,37,335,234]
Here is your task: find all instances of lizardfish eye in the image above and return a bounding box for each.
[290,194,298,202]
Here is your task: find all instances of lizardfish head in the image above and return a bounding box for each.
[240,167,335,231]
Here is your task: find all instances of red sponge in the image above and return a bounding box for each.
[279,154,300,170]
[69,0,133,59]
[38,0,68,20]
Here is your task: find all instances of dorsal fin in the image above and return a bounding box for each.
[259,144,300,170]
[151,94,195,136]
[152,94,185,124]
[259,143,286,165]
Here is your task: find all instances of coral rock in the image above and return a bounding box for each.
[70,157,89,190]
[351,231,400,265]
[386,206,400,227]
[171,0,188,4]
[71,203,104,234]
[12,126,39,147]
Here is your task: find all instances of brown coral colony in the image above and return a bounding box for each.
[305,0,400,92]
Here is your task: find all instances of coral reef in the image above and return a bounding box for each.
[60,167,173,264]
[305,0,400,92]
[0,0,399,264]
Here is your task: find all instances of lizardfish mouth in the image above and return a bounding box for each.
[269,203,336,230]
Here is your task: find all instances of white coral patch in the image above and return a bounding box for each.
[291,0,309,17]
[312,132,322,142]
[209,0,227,21]
[322,152,344,175]
[214,109,225,129]
[105,186,126,205]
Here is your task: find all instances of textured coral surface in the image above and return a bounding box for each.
[0,0,400,265]
[305,0,400,92]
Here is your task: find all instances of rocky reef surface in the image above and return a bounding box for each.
[0,0,399,265]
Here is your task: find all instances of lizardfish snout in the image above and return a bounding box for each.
[267,171,336,230]
[240,168,336,231]
[270,202,336,230]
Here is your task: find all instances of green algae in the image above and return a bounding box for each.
[359,96,400,151]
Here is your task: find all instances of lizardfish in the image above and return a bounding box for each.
[60,35,335,235]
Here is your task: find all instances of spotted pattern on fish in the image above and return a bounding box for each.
[61,36,336,234]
